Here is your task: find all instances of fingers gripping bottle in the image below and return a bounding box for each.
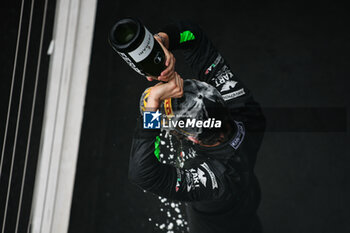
[109,17,166,77]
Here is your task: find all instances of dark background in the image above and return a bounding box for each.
[3,1,348,233]
[0,0,344,233]
[69,0,349,233]
[0,0,56,232]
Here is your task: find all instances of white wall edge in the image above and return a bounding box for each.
[31,0,97,232]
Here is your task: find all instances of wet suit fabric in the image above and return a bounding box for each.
[129,21,266,233]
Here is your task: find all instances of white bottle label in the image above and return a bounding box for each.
[128,28,154,63]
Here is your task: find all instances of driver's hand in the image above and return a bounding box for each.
[146,33,175,82]
[146,72,183,109]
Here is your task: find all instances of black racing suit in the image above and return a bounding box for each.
[129,21,266,233]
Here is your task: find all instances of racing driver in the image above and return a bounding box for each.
[129,20,266,233]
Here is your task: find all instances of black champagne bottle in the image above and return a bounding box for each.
[109,17,166,77]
